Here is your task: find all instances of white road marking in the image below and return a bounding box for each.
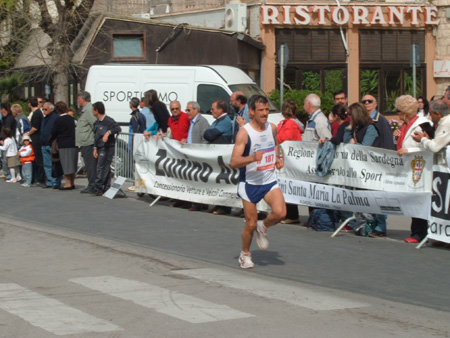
[174,268,369,311]
[0,283,121,335]
[70,276,254,324]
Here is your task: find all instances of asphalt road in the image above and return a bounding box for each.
[0,177,448,315]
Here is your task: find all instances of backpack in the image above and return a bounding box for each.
[307,208,339,232]
[19,118,30,135]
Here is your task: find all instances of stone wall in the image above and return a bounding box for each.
[433,0,450,96]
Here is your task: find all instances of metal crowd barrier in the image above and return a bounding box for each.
[114,132,135,182]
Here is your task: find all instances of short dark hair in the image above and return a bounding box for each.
[248,95,269,111]
[130,97,140,108]
[54,101,68,115]
[331,104,347,120]
[333,89,346,99]
[28,97,38,107]
[78,91,91,102]
[1,127,13,138]
[215,100,227,113]
[1,102,11,114]
[236,94,247,105]
[92,101,105,115]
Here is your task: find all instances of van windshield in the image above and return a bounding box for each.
[229,84,279,113]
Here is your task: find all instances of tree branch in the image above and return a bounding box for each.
[34,0,54,35]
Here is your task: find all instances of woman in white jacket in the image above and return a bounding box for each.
[395,95,433,244]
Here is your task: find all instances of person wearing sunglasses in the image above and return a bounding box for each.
[360,94,395,238]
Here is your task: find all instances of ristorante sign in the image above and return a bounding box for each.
[261,5,439,26]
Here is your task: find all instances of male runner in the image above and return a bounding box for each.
[230,95,286,269]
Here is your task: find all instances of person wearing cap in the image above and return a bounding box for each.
[18,135,35,187]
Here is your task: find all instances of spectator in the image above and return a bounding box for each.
[11,104,30,144]
[303,94,332,141]
[343,103,380,236]
[76,91,97,194]
[40,102,61,189]
[18,135,35,187]
[204,100,233,215]
[417,96,430,120]
[166,100,190,141]
[395,95,433,244]
[92,102,121,196]
[140,96,156,130]
[0,127,21,183]
[129,97,147,134]
[180,101,211,212]
[26,97,46,186]
[278,99,302,224]
[143,90,170,133]
[49,101,78,190]
[360,94,395,237]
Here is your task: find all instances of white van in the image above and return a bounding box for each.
[84,64,282,126]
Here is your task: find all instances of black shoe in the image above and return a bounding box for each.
[90,189,103,196]
[53,186,61,189]
[80,187,92,194]
[368,230,387,238]
[42,185,52,189]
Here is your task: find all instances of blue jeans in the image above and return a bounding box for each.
[374,214,387,233]
[42,145,62,187]
[21,163,32,185]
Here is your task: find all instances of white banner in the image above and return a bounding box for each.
[280,178,431,219]
[428,165,450,244]
[280,141,433,193]
[133,135,246,209]
[133,136,433,217]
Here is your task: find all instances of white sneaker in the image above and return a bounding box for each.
[128,185,136,191]
[21,183,31,187]
[16,175,22,182]
[239,251,254,269]
[6,178,17,183]
[256,221,269,250]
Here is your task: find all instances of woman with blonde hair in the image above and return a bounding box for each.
[395,94,433,244]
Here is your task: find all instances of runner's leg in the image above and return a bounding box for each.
[262,188,286,228]
[241,199,258,252]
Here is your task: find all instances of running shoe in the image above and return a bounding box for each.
[128,185,136,191]
[6,178,16,183]
[256,220,269,250]
[238,251,254,269]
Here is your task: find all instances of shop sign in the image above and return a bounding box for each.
[261,5,439,26]
[434,61,450,78]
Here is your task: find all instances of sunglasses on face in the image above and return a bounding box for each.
[360,99,374,104]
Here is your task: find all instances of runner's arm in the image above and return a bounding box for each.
[230,127,262,168]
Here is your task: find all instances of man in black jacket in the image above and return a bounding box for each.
[91,102,121,196]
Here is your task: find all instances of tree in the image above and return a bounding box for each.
[0,0,31,69]
[34,0,95,102]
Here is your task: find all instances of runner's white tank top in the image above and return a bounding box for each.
[239,122,277,185]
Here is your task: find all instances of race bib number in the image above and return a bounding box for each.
[257,147,276,171]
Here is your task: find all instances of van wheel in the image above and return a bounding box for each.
[112,139,130,177]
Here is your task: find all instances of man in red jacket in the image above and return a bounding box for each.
[167,101,190,141]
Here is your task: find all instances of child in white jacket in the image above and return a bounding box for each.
[0,127,21,183]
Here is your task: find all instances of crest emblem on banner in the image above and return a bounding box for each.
[411,156,425,186]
